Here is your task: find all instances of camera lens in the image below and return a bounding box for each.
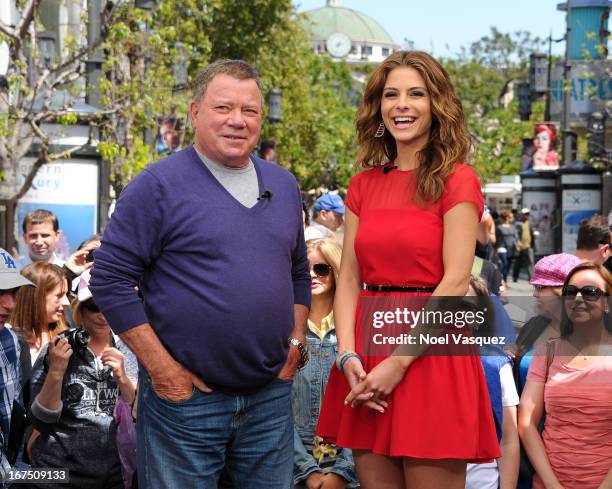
[74,328,90,348]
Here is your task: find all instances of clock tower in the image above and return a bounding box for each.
[302,1,400,64]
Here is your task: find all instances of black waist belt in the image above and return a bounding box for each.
[364,284,436,293]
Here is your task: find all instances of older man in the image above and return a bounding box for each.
[90,60,310,489]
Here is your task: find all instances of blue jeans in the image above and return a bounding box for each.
[137,369,293,489]
[497,251,509,281]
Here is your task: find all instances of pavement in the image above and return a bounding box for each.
[503,278,533,297]
[502,277,536,331]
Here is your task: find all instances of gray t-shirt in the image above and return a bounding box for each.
[195,148,259,208]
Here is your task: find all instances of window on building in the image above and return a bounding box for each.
[382,47,389,56]
[364,45,373,55]
[350,44,357,55]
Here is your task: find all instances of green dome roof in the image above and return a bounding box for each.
[302,3,396,44]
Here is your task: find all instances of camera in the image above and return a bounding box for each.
[58,327,91,352]
[44,327,90,371]
[85,249,95,263]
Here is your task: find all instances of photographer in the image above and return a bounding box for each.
[27,270,136,489]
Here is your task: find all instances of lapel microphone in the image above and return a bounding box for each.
[382,165,398,174]
[257,190,273,200]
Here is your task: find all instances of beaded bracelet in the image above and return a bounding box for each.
[335,350,363,372]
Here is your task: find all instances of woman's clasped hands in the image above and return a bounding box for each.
[343,356,410,413]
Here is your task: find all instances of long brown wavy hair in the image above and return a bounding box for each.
[11,262,68,348]
[356,51,472,204]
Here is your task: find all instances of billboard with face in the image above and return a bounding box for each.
[532,122,559,171]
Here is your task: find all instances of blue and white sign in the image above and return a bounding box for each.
[561,187,601,254]
[550,60,612,125]
[16,158,99,258]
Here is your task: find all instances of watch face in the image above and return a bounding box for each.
[326,32,351,58]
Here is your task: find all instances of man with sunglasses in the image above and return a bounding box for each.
[575,214,612,267]
[90,59,311,489]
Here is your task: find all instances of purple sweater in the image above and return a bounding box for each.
[90,146,311,391]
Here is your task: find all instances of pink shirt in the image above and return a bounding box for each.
[527,342,612,489]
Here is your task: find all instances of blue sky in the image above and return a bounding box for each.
[293,0,568,57]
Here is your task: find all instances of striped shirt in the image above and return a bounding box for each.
[0,326,22,478]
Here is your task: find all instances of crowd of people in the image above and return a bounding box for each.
[0,52,610,489]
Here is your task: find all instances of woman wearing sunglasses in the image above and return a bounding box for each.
[293,239,358,489]
[518,262,612,489]
[27,269,137,489]
[506,253,581,489]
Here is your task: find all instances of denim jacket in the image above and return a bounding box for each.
[292,315,358,487]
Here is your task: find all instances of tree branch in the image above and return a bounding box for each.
[28,118,48,143]
[10,138,89,203]
[14,132,35,165]
[32,107,117,125]
[49,141,89,161]
[0,21,17,42]
[16,0,40,43]
[11,145,48,202]
[48,38,103,78]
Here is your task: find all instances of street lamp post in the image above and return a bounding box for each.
[544,32,565,122]
[587,111,606,161]
[37,31,57,69]
[86,0,103,107]
[516,82,532,121]
[561,1,573,165]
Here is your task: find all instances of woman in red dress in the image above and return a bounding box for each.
[317,51,500,488]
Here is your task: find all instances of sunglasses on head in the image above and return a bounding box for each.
[82,301,100,313]
[562,285,607,301]
[312,263,332,277]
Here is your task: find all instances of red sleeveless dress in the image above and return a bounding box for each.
[316,163,500,461]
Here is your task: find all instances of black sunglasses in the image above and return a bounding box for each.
[562,285,607,302]
[82,301,100,313]
[312,263,332,277]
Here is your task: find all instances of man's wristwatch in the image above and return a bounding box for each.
[288,337,309,369]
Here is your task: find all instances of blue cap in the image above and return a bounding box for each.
[314,194,345,214]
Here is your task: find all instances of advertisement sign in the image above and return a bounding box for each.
[522,191,557,256]
[550,60,612,125]
[156,117,182,156]
[531,122,560,171]
[561,187,601,254]
[16,158,99,258]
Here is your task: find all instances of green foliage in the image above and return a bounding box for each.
[441,28,548,183]
[459,27,545,80]
[57,113,78,126]
[106,0,359,192]
[256,14,357,190]
[96,5,557,193]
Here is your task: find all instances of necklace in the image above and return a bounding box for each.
[573,342,598,360]
[575,346,589,360]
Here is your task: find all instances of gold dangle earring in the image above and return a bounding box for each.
[374,121,385,138]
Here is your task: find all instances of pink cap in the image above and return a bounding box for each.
[530,253,581,287]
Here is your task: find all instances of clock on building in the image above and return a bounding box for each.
[326,32,351,58]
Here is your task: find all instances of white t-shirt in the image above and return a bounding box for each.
[465,363,519,489]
